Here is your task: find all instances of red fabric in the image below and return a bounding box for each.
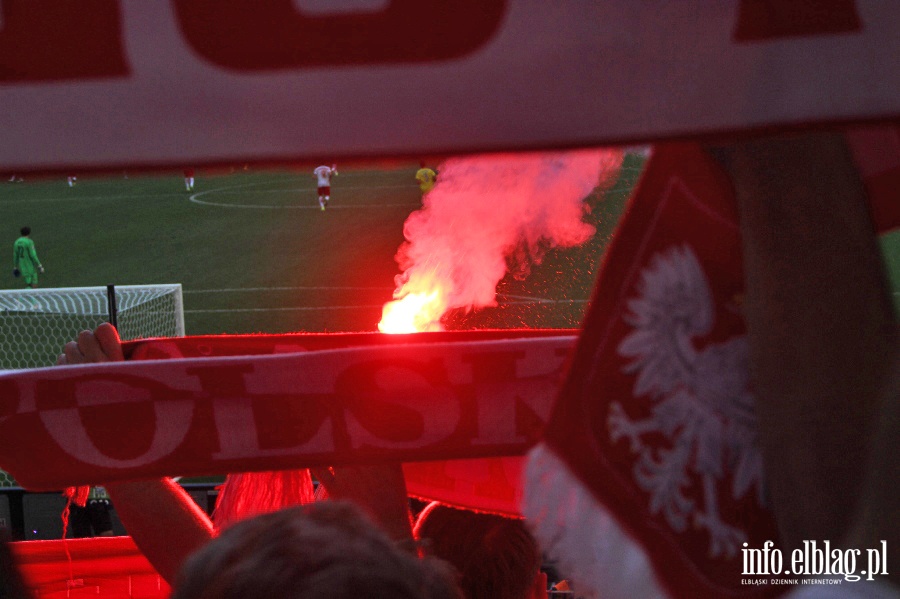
[171,0,506,70]
[847,125,900,233]
[536,129,897,599]
[0,0,129,83]
[121,328,569,360]
[540,143,782,598]
[0,330,574,491]
[63,487,91,508]
[404,457,525,517]
[733,0,861,41]
[10,537,170,599]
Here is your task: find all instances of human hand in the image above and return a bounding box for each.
[57,322,124,365]
[311,463,413,544]
[39,265,44,273]
[12,269,19,278]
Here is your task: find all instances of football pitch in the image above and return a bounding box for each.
[1,153,897,341]
[0,156,644,338]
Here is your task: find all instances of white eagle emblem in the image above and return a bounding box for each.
[609,245,764,558]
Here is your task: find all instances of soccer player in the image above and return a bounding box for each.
[184,168,195,191]
[415,162,437,195]
[314,164,337,210]
[12,226,44,288]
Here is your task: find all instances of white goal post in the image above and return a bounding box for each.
[0,284,184,371]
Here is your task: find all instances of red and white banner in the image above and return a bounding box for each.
[125,332,552,516]
[0,330,574,491]
[1,1,898,173]
[524,144,779,599]
[521,128,900,599]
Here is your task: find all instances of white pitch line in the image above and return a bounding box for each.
[206,184,413,195]
[189,181,420,209]
[500,293,555,304]
[0,192,186,204]
[499,297,590,304]
[182,286,588,305]
[184,299,589,314]
[185,305,388,313]
[184,286,394,294]
[191,201,420,209]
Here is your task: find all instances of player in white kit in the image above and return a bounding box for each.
[314,164,338,211]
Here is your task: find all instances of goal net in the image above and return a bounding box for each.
[0,284,184,371]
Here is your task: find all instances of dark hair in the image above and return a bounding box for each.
[172,501,461,599]
[20,227,30,236]
[414,503,541,599]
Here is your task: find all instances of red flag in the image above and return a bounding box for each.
[523,126,898,599]
[524,143,781,598]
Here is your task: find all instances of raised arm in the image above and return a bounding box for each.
[104,478,213,585]
[58,324,215,585]
[311,463,415,546]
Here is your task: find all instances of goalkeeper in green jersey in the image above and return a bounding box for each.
[13,226,45,288]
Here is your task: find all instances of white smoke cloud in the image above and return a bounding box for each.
[385,148,624,330]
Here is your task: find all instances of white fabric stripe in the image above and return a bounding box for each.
[523,444,669,599]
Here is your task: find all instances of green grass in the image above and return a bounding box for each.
[1,167,417,335]
[880,230,900,313]
[0,156,643,337]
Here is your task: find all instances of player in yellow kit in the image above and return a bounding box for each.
[415,162,437,195]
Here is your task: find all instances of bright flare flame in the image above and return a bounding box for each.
[378,288,447,333]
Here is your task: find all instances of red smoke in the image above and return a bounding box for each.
[379,149,624,333]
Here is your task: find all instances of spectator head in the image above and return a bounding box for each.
[414,502,542,599]
[172,500,461,599]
